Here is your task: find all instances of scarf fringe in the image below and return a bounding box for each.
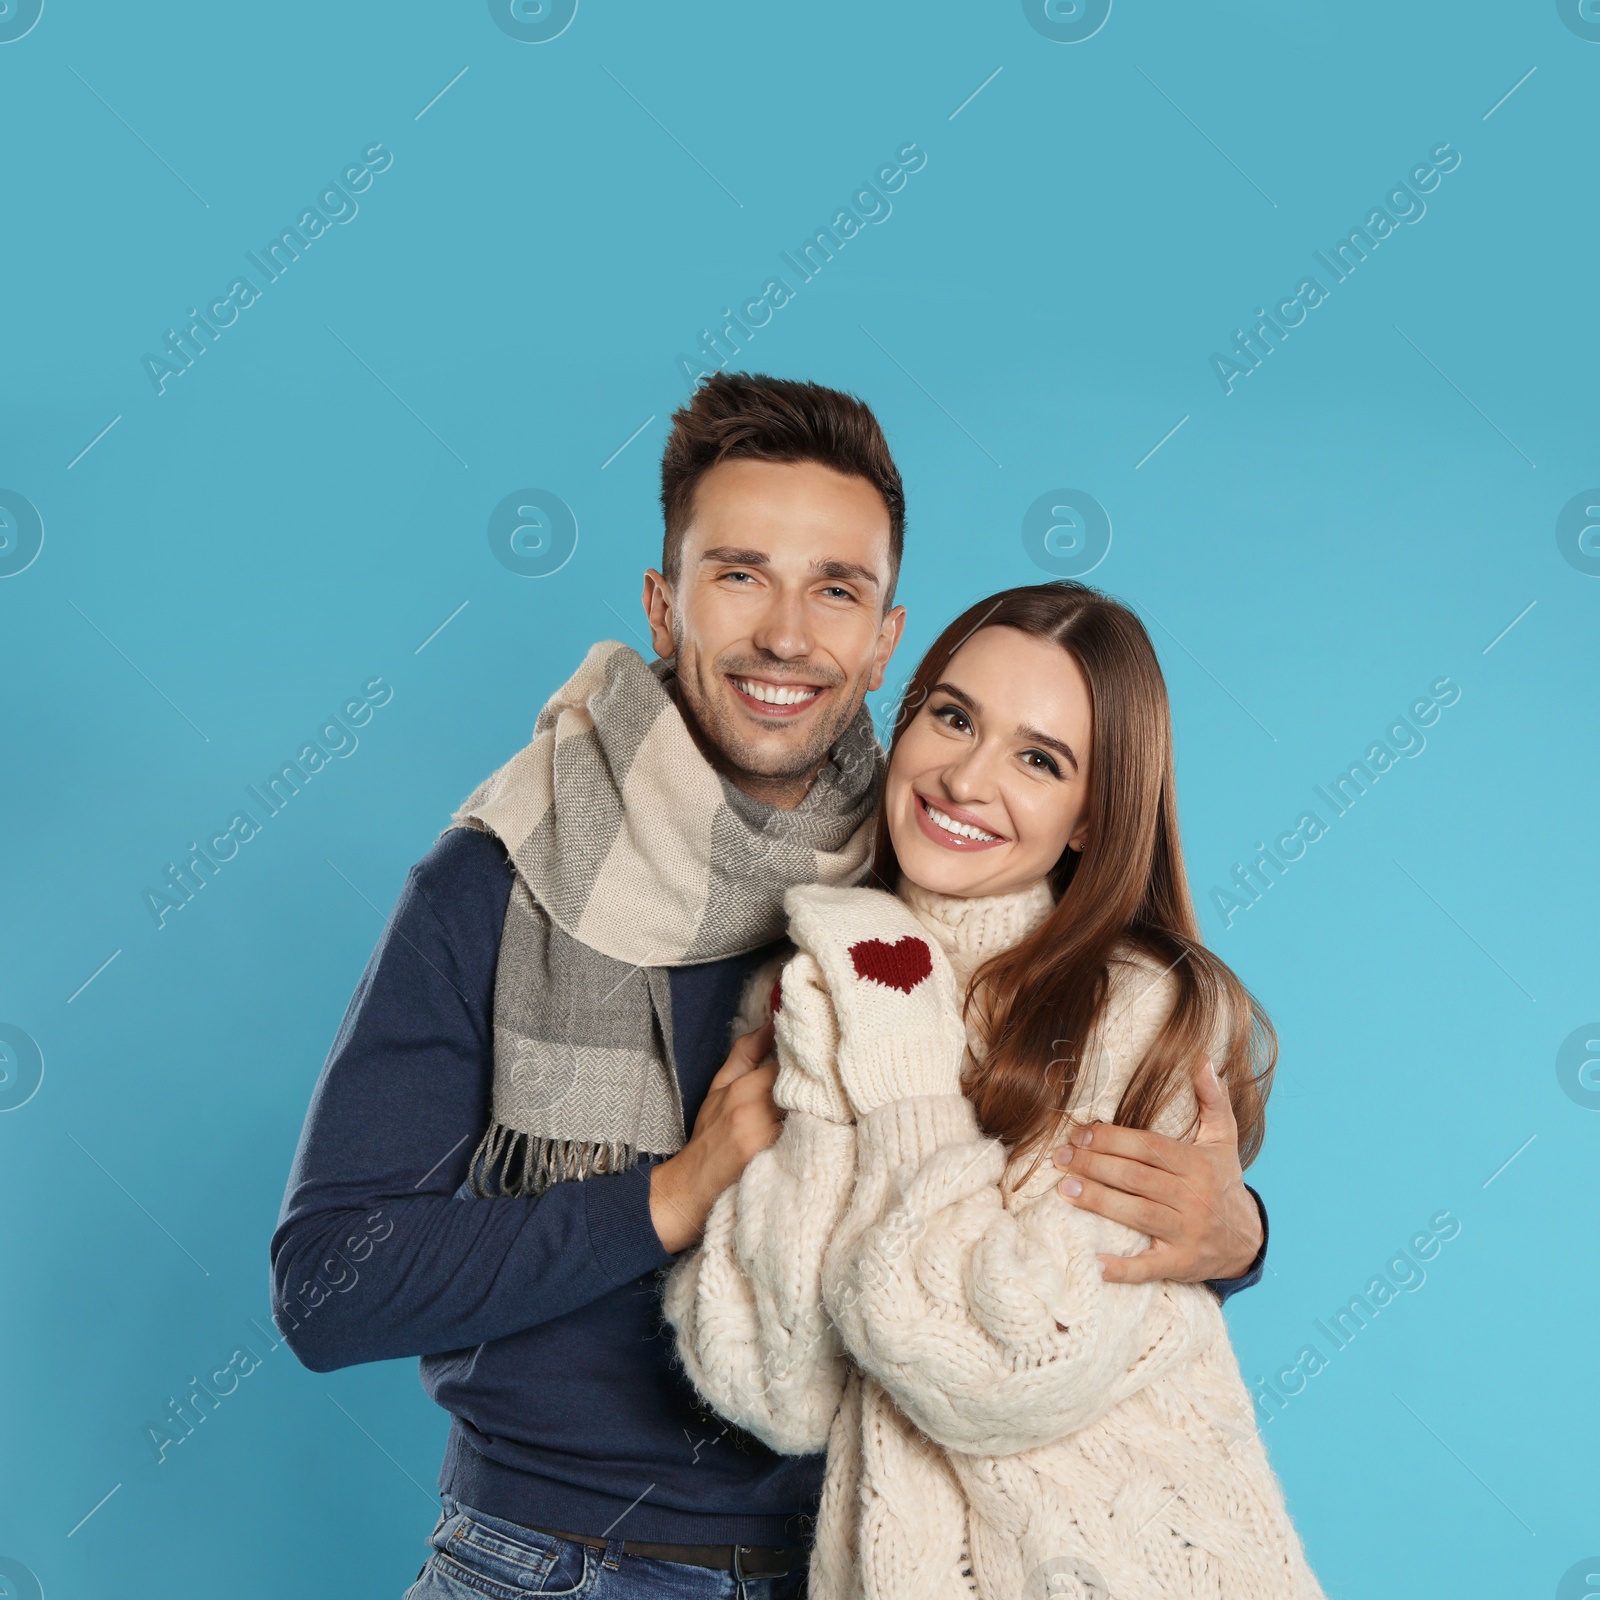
[468,1120,642,1199]
[452,643,881,1201]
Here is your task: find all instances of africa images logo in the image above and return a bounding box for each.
[0,0,42,44]
[140,144,394,397]
[676,143,928,387]
[0,488,44,578]
[1209,143,1461,395]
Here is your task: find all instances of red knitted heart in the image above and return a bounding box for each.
[769,974,783,1015]
[848,936,932,994]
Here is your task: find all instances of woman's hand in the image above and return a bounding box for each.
[1052,1058,1264,1284]
[783,885,967,1115]
[771,953,854,1124]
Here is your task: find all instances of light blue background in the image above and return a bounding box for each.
[2,3,1595,1596]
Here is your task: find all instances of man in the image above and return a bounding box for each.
[271,374,1267,1599]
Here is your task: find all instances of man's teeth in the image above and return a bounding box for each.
[924,800,999,842]
[735,678,820,707]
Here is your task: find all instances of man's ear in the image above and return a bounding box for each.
[866,604,907,693]
[641,568,677,660]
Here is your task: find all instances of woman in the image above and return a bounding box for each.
[664,581,1324,1600]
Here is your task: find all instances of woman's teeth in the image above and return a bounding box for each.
[734,678,820,707]
[923,799,1000,842]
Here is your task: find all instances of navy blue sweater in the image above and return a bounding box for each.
[272,827,1267,1546]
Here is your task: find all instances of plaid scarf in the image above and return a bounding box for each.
[451,641,881,1197]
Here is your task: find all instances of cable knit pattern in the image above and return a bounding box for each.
[771,948,855,1126]
[666,881,1324,1600]
[660,1103,856,1455]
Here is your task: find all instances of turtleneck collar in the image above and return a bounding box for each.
[898,876,1056,980]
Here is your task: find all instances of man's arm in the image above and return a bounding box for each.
[1051,1058,1269,1296]
[1206,1186,1268,1303]
[270,830,674,1372]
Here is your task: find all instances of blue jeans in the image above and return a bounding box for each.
[402,1498,809,1600]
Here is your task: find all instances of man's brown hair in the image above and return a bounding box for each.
[659,372,905,602]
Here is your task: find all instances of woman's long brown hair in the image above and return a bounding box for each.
[867,581,1275,1172]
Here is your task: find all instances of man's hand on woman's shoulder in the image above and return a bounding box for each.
[1052,1057,1264,1285]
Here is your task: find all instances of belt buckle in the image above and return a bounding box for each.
[732,1544,788,1581]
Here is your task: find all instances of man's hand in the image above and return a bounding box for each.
[1052,1058,1263,1285]
[649,1022,781,1255]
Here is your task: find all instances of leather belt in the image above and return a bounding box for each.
[534,1525,801,1579]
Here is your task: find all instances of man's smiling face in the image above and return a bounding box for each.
[642,457,905,807]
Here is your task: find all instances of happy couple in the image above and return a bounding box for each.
[273,373,1322,1598]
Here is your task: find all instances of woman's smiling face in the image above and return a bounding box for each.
[885,625,1094,899]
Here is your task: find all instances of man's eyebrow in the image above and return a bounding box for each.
[698,548,880,590]
[929,681,1080,772]
[812,558,879,589]
[699,546,771,566]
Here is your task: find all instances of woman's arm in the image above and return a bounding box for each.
[781,886,1218,1457]
[662,951,858,1455]
[823,1088,1212,1456]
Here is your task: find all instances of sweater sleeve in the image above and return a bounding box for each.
[662,953,857,1454]
[662,1110,858,1455]
[821,957,1218,1457]
[269,829,672,1372]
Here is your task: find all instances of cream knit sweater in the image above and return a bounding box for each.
[664,879,1324,1600]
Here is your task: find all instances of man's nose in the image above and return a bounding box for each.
[750,585,813,661]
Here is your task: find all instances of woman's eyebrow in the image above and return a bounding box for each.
[929,680,978,712]
[931,680,1079,771]
[1018,723,1079,772]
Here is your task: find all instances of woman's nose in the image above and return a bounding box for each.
[941,745,997,804]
